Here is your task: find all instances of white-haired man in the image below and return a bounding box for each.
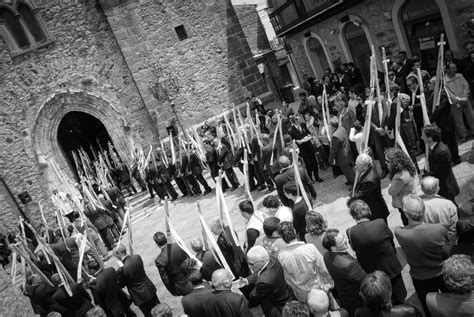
[307,288,349,317]
[353,153,390,222]
[395,194,449,316]
[420,176,458,242]
[238,245,293,316]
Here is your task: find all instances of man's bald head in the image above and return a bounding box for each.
[421,176,440,195]
[279,156,290,168]
[307,289,329,313]
[190,238,203,253]
[211,269,233,290]
[355,153,372,173]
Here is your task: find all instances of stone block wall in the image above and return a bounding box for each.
[0,0,158,227]
[282,0,473,79]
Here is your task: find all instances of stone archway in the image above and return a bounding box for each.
[32,89,130,193]
[303,32,334,80]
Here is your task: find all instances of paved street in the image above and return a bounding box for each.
[114,141,474,316]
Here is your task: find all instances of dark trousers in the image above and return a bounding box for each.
[210,172,230,191]
[390,273,407,304]
[442,130,460,162]
[163,181,178,200]
[370,132,388,172]
[187,174,211,194]
[252,162,266,188]
[401,122,420,173]
[138,294,160,317]
[301,153,320,181]
[133,173,147,191]
[98,227,115,250]
[121,180,137,195]
[339,164,355,185]
[412,275,447,317]
[148,182,166,200]
[224,168,240,188]
[174,176,188,196]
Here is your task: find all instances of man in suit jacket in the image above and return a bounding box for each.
[191,238,222,282]
[328,118,355,186]
[346,199,406,304]
[155,149,179,200]
[50,236,80,281]
[260,133,279,191]
[274,156,316,207]
[323,229,366,316]
[422,124,460,203]
[25,274,64,316]
[348,62,363,86]
[288,115,322,182]
[202,269,252,316]
[51,273,94,317]
[353,153,390,222]
[396,51,414,92]
[83,200,116,250]
[87,260,136,317]
[153,231,191,296]
[181,258,214,317]
[114,244,159,317]
[242,246,293,317]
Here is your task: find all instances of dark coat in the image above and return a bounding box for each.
[350,66,363,84]
[107,186,125,210]
[156,159,172,183]
[83,204,111,230]
[28,282,63,315]
[118,163,131,182]
[346,219,402,279]
[324,251,366,315]
[187,152,204,176]
[117,254,157,306]
[247,257,293,317]
[196,250,222,282]
[200,289,252,317]
[262,142,279,175]
[217,143,234,170]
[274,166,315,207]
[429,92,455,133]
[427,141,459,201]
[329,126,353,166]
[89,267,131,317]
[52,282,94,317]
[50,237,79,280]
[353,166,390,221]
[288,123,315,162]
[181,282,214,317]
[155,243,192,296]
[217,226,250,278]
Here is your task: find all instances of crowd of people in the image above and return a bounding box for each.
[1,47,474,317]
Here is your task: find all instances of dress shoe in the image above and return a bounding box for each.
[315,177,323,182]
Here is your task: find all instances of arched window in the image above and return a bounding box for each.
[18,3,46,43]
[0,1,52,56]
[304,34,332,80]
[0,8,30,49]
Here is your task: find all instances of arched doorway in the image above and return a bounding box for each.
[343,21,371,85]
[304,34,332,80]
[57,111,113,180]
[400,0,447,73]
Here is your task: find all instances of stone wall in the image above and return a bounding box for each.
[0,0,158,227]
[282,0,473,79]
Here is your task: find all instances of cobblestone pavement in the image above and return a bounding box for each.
[114,141,473,316]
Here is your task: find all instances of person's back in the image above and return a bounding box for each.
[426,292,474,317]
[155,242,190,296]
[121,254,157,305]
[181,282,214,317]
[355,304,421,317]
[421,194,458,241]
[395,223,448,280]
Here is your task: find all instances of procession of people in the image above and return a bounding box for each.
[1,36,474,317]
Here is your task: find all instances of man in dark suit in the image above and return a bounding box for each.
[261,133,280,186]
[288,115,322,182]
[181,258,214,317]
[50,236,80,281]
[87,260,136,317]
[348,62,363,86]
[114,244,159,317]
[429,87,461,165]
[25,274,64,316]
[353,153,390,222]
[422,124,460,204]
[83,199,116,250]
[323,229,366,316]
[51,273,94,317]
[201,269,252,316]
[155,148,179,200]
[396,51,414,92]
[241,246,293,316]
[328,118,355,186]
[118,162,137,195]
[346,199,406,304]
[190,238,222,282]
[153,231,191,296]
[186,146,212,195]
[274,156,316,207]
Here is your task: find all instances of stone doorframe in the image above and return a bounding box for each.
[392,0,459,57]
[32,89,130,194]
[303,31,334,80]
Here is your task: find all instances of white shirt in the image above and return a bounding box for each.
[275,206,293,222]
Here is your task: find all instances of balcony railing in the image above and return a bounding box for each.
[269,0,359,36]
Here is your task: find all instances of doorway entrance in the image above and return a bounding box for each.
[344,21,371,85]
[57,111,113,180]
[401,0,447,73]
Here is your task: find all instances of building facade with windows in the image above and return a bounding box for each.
[268,0,474,84]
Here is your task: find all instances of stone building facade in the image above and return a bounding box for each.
[268,0,474,83]
[0,0,272,229]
